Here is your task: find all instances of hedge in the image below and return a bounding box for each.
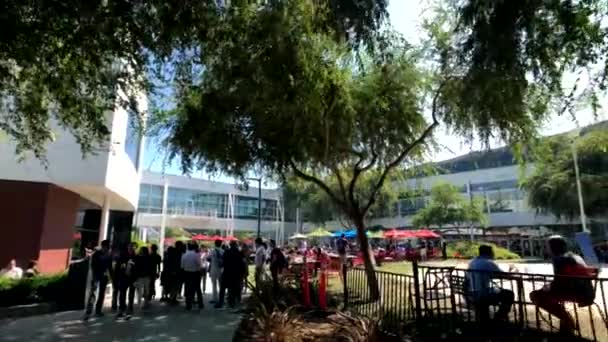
[0,273,68,308]
[447,241,521,260]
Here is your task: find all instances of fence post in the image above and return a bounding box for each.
[342,264,348,308]
[412,260,422,321]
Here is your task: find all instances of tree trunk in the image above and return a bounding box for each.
[353,215,380,301]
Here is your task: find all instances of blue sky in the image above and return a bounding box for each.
[143,1,605,185]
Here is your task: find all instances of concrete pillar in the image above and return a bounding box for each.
[159,178,169,253]
[99,195,110,244]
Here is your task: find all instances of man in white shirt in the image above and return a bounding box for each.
[254,238,266,287]
[209,239,224,303]
[0,259,23,279]
[181,243,204,310]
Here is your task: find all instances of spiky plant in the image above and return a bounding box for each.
[331,312,408,342]
[246,305,303,342]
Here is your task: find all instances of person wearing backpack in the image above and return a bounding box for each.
[530,235,595,334]
[209,239,224,304]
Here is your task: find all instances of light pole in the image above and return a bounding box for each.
[247,177,262,238]
[571,141,589,233]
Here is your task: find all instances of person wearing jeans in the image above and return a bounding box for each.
[117,243,137,318]
[466,245,514,322]
[209,240,224,303]
[182,242,204,310]
[83,240,112,321]
[134,246,153,309]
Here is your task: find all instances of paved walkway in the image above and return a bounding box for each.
[0,278,244,342]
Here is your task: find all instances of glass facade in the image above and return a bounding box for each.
[137,184,279,220]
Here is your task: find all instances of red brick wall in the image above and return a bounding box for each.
[39,185,79,273]
[0,180,79,273]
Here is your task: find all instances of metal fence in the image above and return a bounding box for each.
[343,264,608,341]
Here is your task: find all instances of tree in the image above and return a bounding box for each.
[412,182,488,238]
[157,0,544,299]
[441,0,608,146]
[1,0,390,158]
[284,170,400,227]
[522,129,608,222]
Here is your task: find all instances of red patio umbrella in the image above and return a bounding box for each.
[192,234,211,241]
[414,229,441,239]
[208,235,224,241]
[242,238,253,245]
[224,235,238,242]
[384,229,415,239]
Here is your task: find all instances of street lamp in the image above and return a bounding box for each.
[571,141,589,233]
[247,177,262,238]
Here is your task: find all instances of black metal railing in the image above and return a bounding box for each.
[343,263,608,341]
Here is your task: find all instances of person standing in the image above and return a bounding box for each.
[241,243,251,294]
[149,244,162,301]
[134,246,153,310]
[0,259,23,279]
[182,242,204,311]
[217,241,246,309]
[171,241,186,303]
[83,240,112,321]
[199,246,209,294]
[269,240,286,291]
[254,238,266,288]
[117,243,138,319]
[209,239,224,304]
[160,246,175,302]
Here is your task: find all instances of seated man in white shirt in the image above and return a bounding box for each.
[0,259,23,279]
[466,245,514,321]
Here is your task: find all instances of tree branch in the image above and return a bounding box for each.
[362,84,444,215]
[289,159,346,209]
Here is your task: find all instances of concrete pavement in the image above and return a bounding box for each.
[0,302,242,342]
[0,276,244,342]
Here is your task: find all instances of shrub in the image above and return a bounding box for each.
[0,273,68,307]
[447,241,520,260]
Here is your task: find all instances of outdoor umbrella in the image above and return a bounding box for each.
[191,234,210,241]
[209,235,224,241]
[288,233,308,239]
[384,229,415,240]
[242,238,253,245]
[414,229,440,239]
[224,235,238,241]
[367,230,385,239]
[306,228,333,238]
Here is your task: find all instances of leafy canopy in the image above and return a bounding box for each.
[1,0,389,158]
[444,0,608,145]
[522,128,608,220]
[412,182,488,229]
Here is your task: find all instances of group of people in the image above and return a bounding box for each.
[85,240,162,320]
[466,235,596,334]
[0,259,39,279]
[83,236,287,321]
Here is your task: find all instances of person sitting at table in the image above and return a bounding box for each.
[530,235,595,334]
[466,245,514,322]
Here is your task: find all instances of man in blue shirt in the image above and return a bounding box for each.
[466,245,514,321]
